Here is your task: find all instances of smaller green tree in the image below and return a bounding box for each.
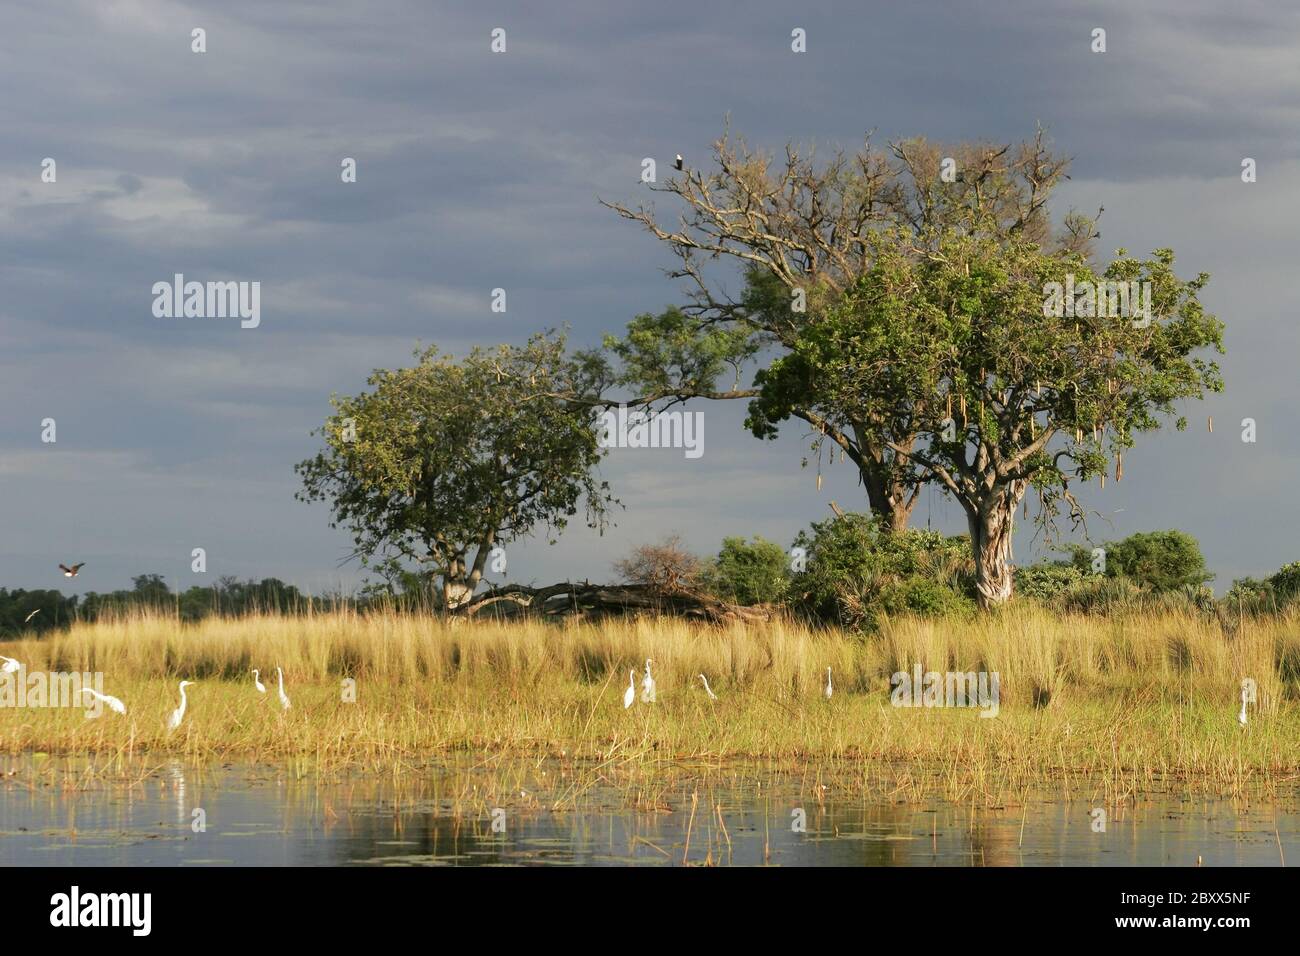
[1069,529,1212,592]
[705,536,790,605]
[296,332,616,609]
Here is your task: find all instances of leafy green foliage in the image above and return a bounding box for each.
[789,513,974,630]
[1068,530,1212,592]
[296,331,615,605]
[1014,562,1086,600]
[603,306,761,403]
[703,536,790,605]
[1267,562,1300,602]
[745,227,1224,604]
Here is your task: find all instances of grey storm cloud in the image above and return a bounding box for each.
[0,0,1295,594]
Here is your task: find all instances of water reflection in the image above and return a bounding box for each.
[0,757,1295,866]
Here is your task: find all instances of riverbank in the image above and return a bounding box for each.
[1,607,1297,803]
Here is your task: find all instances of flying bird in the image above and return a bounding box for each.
[252,669,266,694]
[699,674,718,701]
[59,563,85,578]
[0,655,20,674]
[824,666,833,700]
[23,609,40,624]
[276,667,291,710]
[623,669,636,709]
[168,681,195,731]
[674,154,683,171]
[80,688,127,715]
[640,658,656,703]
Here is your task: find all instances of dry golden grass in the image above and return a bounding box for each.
[1,605,1297,804]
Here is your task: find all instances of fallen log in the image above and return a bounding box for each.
[460,581,776,624]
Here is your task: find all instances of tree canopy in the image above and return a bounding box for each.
[295,331,616,608]
[756,229,1222,604]
[603,125,1100,531]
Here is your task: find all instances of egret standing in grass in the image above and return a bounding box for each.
[698,674,718,701]
[252,669,266,694]
[623,669,636,709]
[824,666,833,700]
[0,655,20,674]
[80,687,126,715]
[168,681,195,732]
[640,658,656,703]
[1239,685,1249,727]
[276,667,291,710]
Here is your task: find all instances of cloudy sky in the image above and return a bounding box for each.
[2,0,1297,596]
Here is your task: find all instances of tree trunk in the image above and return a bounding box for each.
[967,481,1027,608]
[443,579,474,610]
[861,462,916,533]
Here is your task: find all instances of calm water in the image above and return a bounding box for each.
[1,756,1295,866]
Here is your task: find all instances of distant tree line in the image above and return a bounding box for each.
[0,575,314,637]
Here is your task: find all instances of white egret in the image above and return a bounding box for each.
[1239,685,1248,727]
[623,669,636,709]
[276,667,291,710]
[824,666,833,700]
[80,687,126,715]
[640,658,656,703]
[0,655,20,674]
[252,669,266,694]
[168,680,195,731]
[699,674,718,700]
[23,609,40,624]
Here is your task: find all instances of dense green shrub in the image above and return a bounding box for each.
[878,577,975,618]
[703,536,790,605]
[1068,530,1212,592]
[1267,562,1300,602]
[1014,562,1085,600]
[1222,576,1276,616]
[789,513,974,629]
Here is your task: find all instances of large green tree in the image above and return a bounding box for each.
[295,332,615,609]
[755,228,1223,606]
[604,125,1097,530]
